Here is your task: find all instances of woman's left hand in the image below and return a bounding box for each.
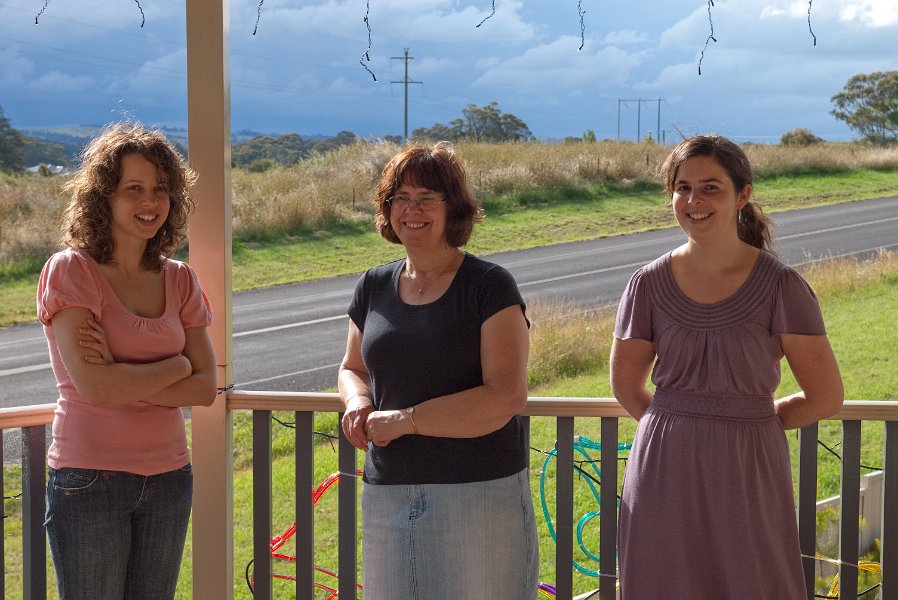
[365,410,412,447]
[78,318,114,365]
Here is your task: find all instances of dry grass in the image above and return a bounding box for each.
[527,299,616,388]
[797,248,898,297]
[454,140,672,192]
[744,143,898,176]
[3,140,898,270]
[230,141,395,239]
[527,249,898,387]
[0,173,68,273]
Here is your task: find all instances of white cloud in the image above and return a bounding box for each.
[840,1,898,27]
[474,56,502,70]
[472,35,644,93]
[237,0,537,45]
[108,49,187,95]
[0,49,34,86]
[376,0,537,44]
[602,29,650,46]
[3,0,896,140]
[21,0,182,34]
[759,2,811,19]
[28,71,94,92]
[413,57,458,76]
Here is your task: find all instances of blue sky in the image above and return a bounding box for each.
[1,0,897,142]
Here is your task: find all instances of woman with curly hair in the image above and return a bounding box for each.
[37,122,216,599]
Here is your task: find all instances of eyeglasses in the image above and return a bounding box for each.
[387,194,445,211]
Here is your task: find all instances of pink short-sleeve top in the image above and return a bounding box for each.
[37,248,212,475]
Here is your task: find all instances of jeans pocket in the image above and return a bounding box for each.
[51,467,100,494]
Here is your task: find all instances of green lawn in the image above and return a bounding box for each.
[2,169,897,327]
[2,171,896,598]
[2,293,895,598]
[224,261,895,599]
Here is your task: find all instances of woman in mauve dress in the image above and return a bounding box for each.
[610,135,843,599]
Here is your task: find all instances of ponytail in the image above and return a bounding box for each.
[737,201,774,252]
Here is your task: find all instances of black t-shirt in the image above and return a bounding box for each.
[347,253,528,485]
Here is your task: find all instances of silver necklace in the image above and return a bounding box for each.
[406,253,460,295]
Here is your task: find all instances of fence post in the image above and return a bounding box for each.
[338,420,358,598]
[797,423,818,599]
[838,421,861,598]
[295,411,315,600]
[22,426,46,600]
[599,418,618,600]
[252,411,273,600]
[555,418,574,600]
[881,421,898,598]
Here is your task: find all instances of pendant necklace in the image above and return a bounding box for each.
[407,252,460,295]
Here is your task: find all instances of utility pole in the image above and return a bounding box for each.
[391,48,422,142]
[617,98,663,142]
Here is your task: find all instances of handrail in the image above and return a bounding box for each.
[3,397,897,430]
[226,391,898,421]
[226,391,634,417]
[0,403,55,429]
[2,394,896,599]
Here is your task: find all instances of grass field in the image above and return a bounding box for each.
[2,140,897,597]
[3,251,895,599]
[2,138,898,326]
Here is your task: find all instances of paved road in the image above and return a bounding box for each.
[2,195,896,408]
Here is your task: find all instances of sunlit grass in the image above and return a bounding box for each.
[3,141,898,327]
[1,172,896,599]
[1,233,896,600]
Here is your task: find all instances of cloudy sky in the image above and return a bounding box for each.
[1,0,897,142]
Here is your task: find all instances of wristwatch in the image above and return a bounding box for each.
[405,406,419,434]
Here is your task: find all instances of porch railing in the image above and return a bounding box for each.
[2,396,896,600]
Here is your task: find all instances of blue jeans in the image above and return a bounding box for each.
[45,464,193,600]
[361,468,539,600]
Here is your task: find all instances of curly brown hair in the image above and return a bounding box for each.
[373,142,484,247]
[660,134,773,252]
[62,122,197,272]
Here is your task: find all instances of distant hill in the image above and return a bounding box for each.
[19,126,102,162]
[20,126,344,165]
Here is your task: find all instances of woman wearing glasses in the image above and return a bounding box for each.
[338,142,539,599]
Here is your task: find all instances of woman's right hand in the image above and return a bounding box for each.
[341,396,374,451]
[78,318,114,365]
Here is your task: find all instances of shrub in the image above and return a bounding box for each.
[247,158,276,173]
[781,128,824,146]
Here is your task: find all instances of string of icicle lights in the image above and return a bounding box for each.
[32,1,821,77]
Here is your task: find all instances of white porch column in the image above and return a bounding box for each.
[185,1,234,598]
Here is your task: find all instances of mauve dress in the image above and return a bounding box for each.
[613,250,825,600]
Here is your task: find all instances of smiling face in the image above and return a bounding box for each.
[671,154,751,242]
[109,153,171,248]
[388,182,449,251]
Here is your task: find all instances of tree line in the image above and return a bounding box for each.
[2,72,897,174]
[411,101,534,143]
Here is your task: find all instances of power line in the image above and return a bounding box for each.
[617,98,663,142]
[390,48,422,142]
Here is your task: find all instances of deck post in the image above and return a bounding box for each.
[185,0,234,598]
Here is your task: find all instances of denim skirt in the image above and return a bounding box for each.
[361,467,539,600]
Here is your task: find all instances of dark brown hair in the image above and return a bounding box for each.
[62,122,197,272]
[660,135,773,251]
[373,142,483,247]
